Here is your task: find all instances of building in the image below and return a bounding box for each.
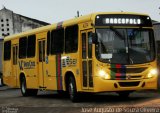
[0,39,3,77]
[0,7,50,77]
[153,22,160,64]
[153,20,160,41]
[153,21,160,63]
[153,21,160,53]
[0,7,50,38]
[153,21,160,88]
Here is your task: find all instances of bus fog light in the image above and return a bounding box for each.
[99,70,110,80]
[147,69,158,78]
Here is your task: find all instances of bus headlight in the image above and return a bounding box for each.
[99,70,110,80]
[147,69,158,78]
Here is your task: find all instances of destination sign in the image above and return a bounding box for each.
[95,14,152,27]
[105,18,141,25]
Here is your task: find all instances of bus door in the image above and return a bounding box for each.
[12,45,18,87]
[81,30,93,90]
[38,39,47,88]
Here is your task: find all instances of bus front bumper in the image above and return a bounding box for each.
[93,76,157,92]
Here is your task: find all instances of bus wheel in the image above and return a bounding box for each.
[68,77,79,102]
[117,91,131,98]
[20,76,38,96]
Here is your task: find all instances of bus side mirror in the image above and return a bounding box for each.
[92,33,98,44]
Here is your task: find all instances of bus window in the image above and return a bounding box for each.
[51,28,64,54]
[39,40,45,62]
[13,47,16,64]
[13,46,18,65]
[27,35,36,58]
[19,37,27,59]
[65,25,78,53]
[47,31,51,55]
[4,41,11,60]
[88,32,92,58]
[82,33,86,59]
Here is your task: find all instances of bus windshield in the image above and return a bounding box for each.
[96,28,155,64]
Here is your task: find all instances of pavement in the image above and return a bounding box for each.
[0,86,160,113]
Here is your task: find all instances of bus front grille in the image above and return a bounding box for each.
[110,67,147,74]
[115,75,142,80]
[118,81,140,87]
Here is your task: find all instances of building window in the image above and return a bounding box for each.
[7,33,10,36]
[65,25,78,53]
[7,28,9,31]
[51,28,64,54]
[19,37,27,59]
[6,19,9,21]
[1,24,4,27]
[1,19,3,22]
[7,24,9,26]
[1,29,4,31]
[4,41,11,61]
[27,35,36,58]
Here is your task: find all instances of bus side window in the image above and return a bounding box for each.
[47,31,51,55]
[88,32,92,58]
[27,35,36,58]
[4,41,11,61]
[82,33,86,59]
[51,28,64,54]
[65,25,78,53]
[19,37,27,59]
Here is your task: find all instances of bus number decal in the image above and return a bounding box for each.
[83,23,89,28]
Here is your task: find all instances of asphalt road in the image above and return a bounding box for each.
[0,86,160,113]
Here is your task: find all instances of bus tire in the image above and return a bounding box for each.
[0,74,3,86]
[0,78,3,87]
[68,76,79,102]
[117,91,131,98]
[20,76,38,96]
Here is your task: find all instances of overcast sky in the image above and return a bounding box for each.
[0,0,160,23]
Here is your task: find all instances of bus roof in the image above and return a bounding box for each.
[4,12,149,41]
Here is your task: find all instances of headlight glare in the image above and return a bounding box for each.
[147,69,158,78]
[99,70,110,80]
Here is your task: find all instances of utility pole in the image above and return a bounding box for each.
[75,11,82,18]
[77,11,80,17]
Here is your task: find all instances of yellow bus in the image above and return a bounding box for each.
[3,12,158,102]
